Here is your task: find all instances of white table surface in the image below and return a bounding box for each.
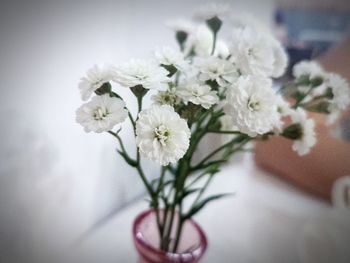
[69,157,331,263]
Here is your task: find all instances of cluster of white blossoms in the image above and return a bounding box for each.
[74,6,350,253]
[76,4,350,167]
[291,60,350,124]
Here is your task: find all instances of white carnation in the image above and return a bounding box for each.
[326,73,350,124]
[76,94,128,133]
[184,25,229,58]
[224,75,280,136]
[271,39,288,78]
[327,73,350,111]
[135,105,190,166]
[274,95,292,133]
[192,25,214,57]
[177,82,219,109]
[78,65,115,101]
[114,59,170,90]
[154,46,189,72]
[196,57,239,87]
[215,39,230,59]
[229,27,275,77]
[289,108,316,156]
[276,95,292,117]
[292,60,325,80]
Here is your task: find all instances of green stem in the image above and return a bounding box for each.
[137,95,143,113]
[190,138,250,212]
[172,204,184,253]
[108,131,128,155]
[191,139,236,171]
[211,32,217,55]
[191,174,214,208]
[155,166,167,245]
[186,170,210,189]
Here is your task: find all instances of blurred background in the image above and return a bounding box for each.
[0,0,349,262]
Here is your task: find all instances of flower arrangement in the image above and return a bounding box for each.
[76,3,350,254]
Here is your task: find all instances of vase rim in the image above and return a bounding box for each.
[132,209,208,261]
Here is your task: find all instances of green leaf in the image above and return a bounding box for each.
[179,188,201,201]
[109,91,122,99]
[117,150,137,167]
[150,178,175,192]
[184,193,233,219]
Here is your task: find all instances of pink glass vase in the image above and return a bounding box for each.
[133,210,208,263]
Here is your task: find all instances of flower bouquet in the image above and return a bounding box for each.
[76,3,349,262]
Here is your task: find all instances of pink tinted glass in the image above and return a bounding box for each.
[133,210,207,263]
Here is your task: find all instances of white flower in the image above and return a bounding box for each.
[327,73,350,111]
[151,88,180,106]
[276,95,292,117]
[76,94,128,133]
[192,25,214,57]
[274,95,292,133]
[289,108,316,156]
[271,39,288,78]
[195,57,239,87]
[229,27,275,77]
[177,82,219,109]
[193,3,231,21]
[326,73,350,124]
[114,59,170,90]
[78,65,115,101]
[224,75,280,136]
[215,39,230,58]
[292,60,325,80]
[154,47,189,72]
[184,25,229,58]
[135,105,190,165]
